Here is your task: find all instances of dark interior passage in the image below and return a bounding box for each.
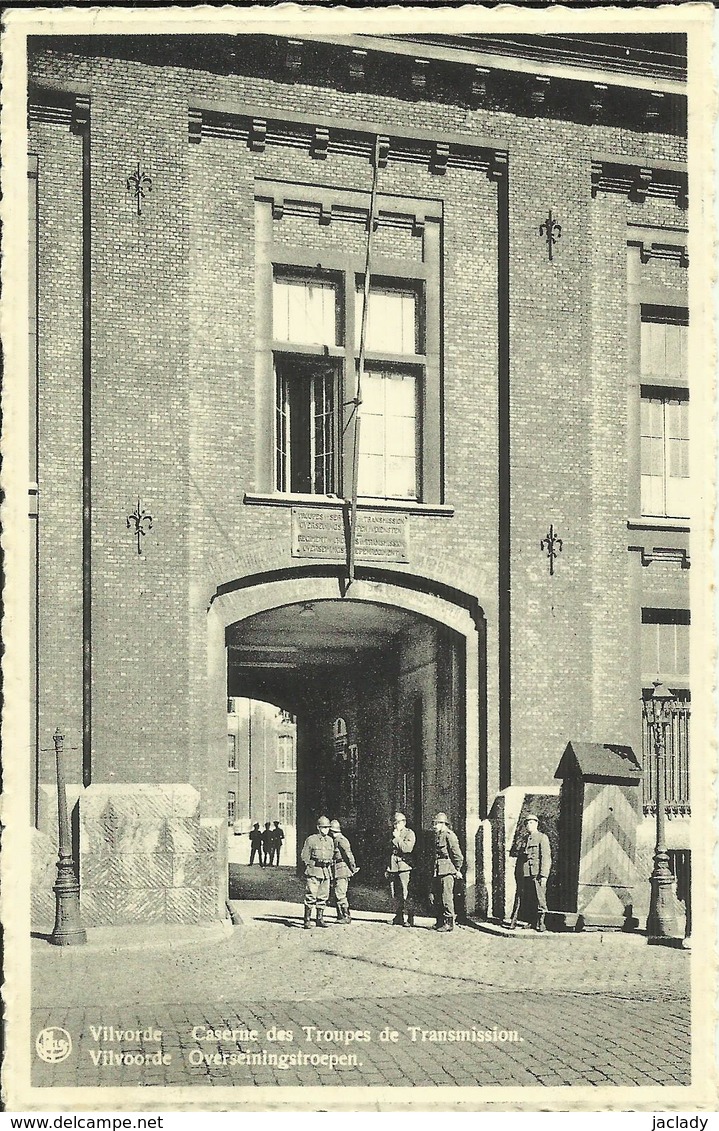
[226,599,466,907]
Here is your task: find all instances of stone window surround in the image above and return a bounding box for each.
[254,181,444,507]
[626,228,689,536]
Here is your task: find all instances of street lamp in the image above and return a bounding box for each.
[49,728,86,946]
[642,681,685,939]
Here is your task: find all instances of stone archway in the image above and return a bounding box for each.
[207,572,486,912]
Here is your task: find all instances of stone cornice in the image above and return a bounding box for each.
[29,36,686,136]
[188,101,508,181]
[628,238,689,268]
[628,544,690,569]
[591,155,687,209]
[319,34,686,93]
[626,222,688,267]
[28,83,90,134]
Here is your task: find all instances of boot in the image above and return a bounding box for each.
[316,907,329,928]
[303,907,313,930]
[337,903,351,926]
[536,911,547,933]
[405,912,414,928]
[436,919,454,933]
[391,913,405,926]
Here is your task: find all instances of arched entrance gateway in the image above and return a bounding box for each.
[207,573,486,915]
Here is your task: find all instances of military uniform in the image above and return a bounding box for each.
[511,816,552,931]
[270,822,284,866]
[261,822,273,865]
[300,821,335,928]
[330,823,358,924]
[386,823,416,926]
[249,824,263,866]
[432,816,464,931]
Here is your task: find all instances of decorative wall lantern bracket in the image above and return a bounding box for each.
[540,524,563,575]
[126,497,153,555]
[126,162,152,216]
[539,210,561,261]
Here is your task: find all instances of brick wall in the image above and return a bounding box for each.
[30,42,687,845]
[30,118,84,789]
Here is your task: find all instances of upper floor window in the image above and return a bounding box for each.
[227,734,237,770]
[356,279,422,500]
[356,283,420,355]
[640,307,689,521]
[640,309,688,383]
[277,734,296,772]
[641,607,690,687]
[274,274,341,348]
[273,270,342,497]
[258,187,442,506]
[277,791,295,825]
[227,791,236,826]
[272,271,425,501]
[359,367,418,500]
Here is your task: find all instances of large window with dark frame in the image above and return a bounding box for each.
[640,306,689,520]
[271,266,428,502]
[273,270,342,496]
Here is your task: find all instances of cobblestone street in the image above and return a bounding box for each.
[31,897,690,1091]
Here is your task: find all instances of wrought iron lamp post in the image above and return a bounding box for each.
[49,728,87,946]
[642,681,685,939]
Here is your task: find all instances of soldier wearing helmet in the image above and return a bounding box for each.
[328,818,359,925]
[431,812,464,932]
[300,816,335,929]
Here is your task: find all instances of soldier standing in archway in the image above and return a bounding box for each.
[431,812,464,933]
[386,811,416,927]
[300,816,335,929]
[329,818,359,925]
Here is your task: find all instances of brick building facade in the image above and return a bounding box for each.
[27,32,692,929]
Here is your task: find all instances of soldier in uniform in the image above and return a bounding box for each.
[509,813,552,932]
[270,820,285,866]
[328,819,359,925]
[386,811,415,926]
[248,822,263,866]
[300,816,335,929]
[261,821,273,866]
[431,812,464,932]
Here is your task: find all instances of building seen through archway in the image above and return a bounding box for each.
[227,697,298,867]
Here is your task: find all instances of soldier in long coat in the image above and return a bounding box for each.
[329,819,359,925]
[300,816,335,929]
[431,812,464,932]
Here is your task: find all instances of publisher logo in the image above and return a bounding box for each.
[36,1026,72,1063]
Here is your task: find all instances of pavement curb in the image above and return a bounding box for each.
[31,916,234,954]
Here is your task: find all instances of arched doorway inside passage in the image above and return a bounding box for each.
[206,570,487,916]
